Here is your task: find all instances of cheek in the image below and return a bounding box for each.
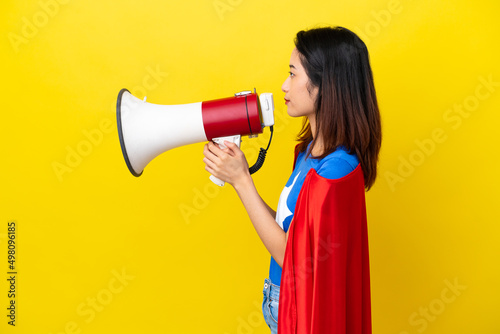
[303,87,317,110]
[286,80,317,117]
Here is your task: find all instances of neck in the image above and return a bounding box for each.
[308,115,324,156]
[308,114,316,139]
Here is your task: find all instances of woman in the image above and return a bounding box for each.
[203,26,381,334]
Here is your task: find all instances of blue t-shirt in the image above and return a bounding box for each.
[269,146,360,286]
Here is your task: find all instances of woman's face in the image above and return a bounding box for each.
[281,48,318,119]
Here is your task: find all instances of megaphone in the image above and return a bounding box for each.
[116,88,275,185]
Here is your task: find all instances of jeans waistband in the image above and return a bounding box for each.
[264,278,280,300]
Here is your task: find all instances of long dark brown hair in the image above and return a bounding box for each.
[294,26,382,190]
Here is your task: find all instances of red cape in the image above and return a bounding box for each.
[278,158,372,334]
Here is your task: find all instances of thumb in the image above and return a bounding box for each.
[223,140,240,154]
[223,140,238,148]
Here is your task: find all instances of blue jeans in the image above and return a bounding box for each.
[262,278,280,334]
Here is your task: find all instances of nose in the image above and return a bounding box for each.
[282,76,290,93]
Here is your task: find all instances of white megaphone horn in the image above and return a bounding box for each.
[116,88,275,186]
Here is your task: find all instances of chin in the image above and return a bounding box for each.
[287,108,309,118]
[286,107,300,118]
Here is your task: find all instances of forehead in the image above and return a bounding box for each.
[289,48,303,69]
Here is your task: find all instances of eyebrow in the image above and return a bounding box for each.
[289,64,296,69]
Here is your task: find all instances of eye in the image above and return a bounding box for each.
[288,71,295,77]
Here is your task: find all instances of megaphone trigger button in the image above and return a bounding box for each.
[235,90,252,97]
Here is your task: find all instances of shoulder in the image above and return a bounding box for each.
[316,147,360,180]
[293,148,308,168]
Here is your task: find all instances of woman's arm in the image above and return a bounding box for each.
[232,175,287,266]
[263,200,277,220]
[203,141,287,267]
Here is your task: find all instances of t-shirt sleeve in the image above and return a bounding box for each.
[317,157,359,180]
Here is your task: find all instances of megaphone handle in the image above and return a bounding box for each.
[209,175,226,187]
[210,135,242,186]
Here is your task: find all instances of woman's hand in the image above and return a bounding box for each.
[203,140,251,187]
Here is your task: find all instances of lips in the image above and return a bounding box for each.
[284,98,290,105]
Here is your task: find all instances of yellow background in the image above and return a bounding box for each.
[1,0,499,333]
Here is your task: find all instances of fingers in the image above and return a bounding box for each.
[203,142,227,178]
[203,159,216,175]
[208,141,222,154]
[203,140,248,185]
[205,141,232,157]
[203,142,221,162]
[202,156,216,171]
